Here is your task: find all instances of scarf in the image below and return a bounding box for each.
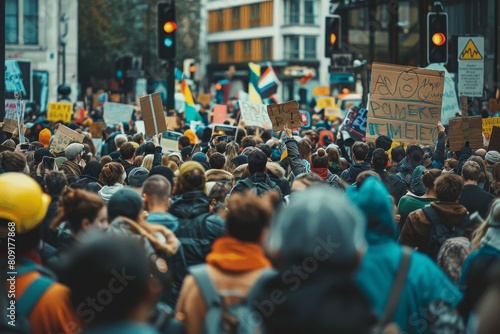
[312,167,329,180]
[206,236,271,272]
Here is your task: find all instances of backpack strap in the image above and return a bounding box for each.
[17,276,54,317]
[245,268,277,303]
[379,247,412,327]
[189,264,222,308]
[422,205,441,227]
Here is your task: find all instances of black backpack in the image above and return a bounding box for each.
[241,176,280,197]
[423,206,470,261]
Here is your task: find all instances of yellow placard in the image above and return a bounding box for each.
[47,102,72,123]
[316,97,335,110]
[313,87,330,97]
[482,117,500,141]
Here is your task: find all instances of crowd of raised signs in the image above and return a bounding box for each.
[2,101,500,334]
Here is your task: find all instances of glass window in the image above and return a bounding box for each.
[6,0,19,44]
[284,36,300,59]
[243,40,252,60]
[304,0,317,25]
[227,41,234,60]
[232,7,240,30]
[23,0,39,45]
[208,43,218,63]
[261,38,272,60]
[217,9,223,31]
[285,0,300,25]
[250,4,260,27]
[304,36,317,59]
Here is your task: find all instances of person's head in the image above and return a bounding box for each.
[61,235,158,325]
[475,148,486,159]
[352,141,369,162]
[108,188,144,222]
[183,129,197,146]
[65,143,85,163]
[44,171,67,195]
[241,136,256,149]
[141,154,155,171]
[209,152,226,170]
[225,191,277,243]
[207,181,232,212]
[247,149,267,174]
[174,161,206,195]
[1,139,16,149]
[149,166,174,187]
[355,170,381,189]
[485,150,500,166]
[0,151,28,173]
[422,168,442,190]
[443,158,459,172]
[406,144,424,166]
[436,237,471,284]
[100,155,112,166]
[144,142,156,156]
[462,160,481,182]
[493,162,500,182]
[326,145,341,164]
[52,188,108,235]
[375,135,393,151]
[371,148,389,170]
[468,155,487,183]
[142,175,171,212]
[291,173,324,192]
[133,155,143,167]
[298,139,313,161]
[216,141,228,154]
[391,145,406,164]
[178,135,191,149]
[114,134,128,149]
[258,144,272,159]
[311,148,329,169]
[38,128,52,148]
[99,162,125,186]
[133,133,144,145]
[180,146,192,162]
[128,167,149,188]
[191,152,209,171]
[120,142,136,161]
[435,173,464,202]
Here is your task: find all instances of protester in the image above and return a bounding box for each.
[326,145,343,176]
[443,158,459,173]
[341,141,371,185]
[60,143,85,177]
[143,175,178,232]
[127,166,149,195]
[149,166,175,188]
[117,142,136,179]
[490,162,500,196]
[98,162,125,203]
[40,171,67,245]
[0,151,28,173]
[310,148,343,189]
[141,154,155,171]
[371,148,406,204]
[459,160,495,218]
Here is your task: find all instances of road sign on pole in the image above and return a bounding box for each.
[457,36,484,97]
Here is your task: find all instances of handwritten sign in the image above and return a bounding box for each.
[212,104,227,124]
[3,100,18,133]
[324,107,341,120]
[238,101,273,129]
[448,115,483,152]
[313,87,330,96]
[367,62,445,145]
[47,102,72,123]
[483,118,500,141]
[488,126,500,152]
[89,122,106,138]
[341,107,368,142]
[104,102,134,124]
[140,92,167,136]
[316,97,335,110]
[49,124,85,153]
[161,131,183,152]
[266,100,302,132]
[197,93,211,106]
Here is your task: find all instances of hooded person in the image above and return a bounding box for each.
[74,161,103,188]
[253,186,376,334]
[348,176,462,333]
[340,141,371,185]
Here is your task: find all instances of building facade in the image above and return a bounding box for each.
[5,0,78,108]
[200,0,331,102]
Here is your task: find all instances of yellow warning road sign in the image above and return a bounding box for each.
[459,39,483,60]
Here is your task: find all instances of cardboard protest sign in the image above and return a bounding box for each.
[316,97,335,110]
[488,126,500,152]
[161,131,183,152]
[89,122,106,138]
[340,107,368,143]
[140,92,167,137]
[3,100,18,133]
[324,107,341,120]
[197,93,211,106]
[490,99,500,114]
[483,117,500,142]
[238,101,273,129]
[448,116,483,151]
[49,124,85,153]
[104,102,134,125]
[165,116,178,130]
[211,124,238,141]
[266,100,302,132]
[367,63,445,145]
[47,102,72,123]
[313,87,330,96]
[425,63,459,125]
[212,105,227,124]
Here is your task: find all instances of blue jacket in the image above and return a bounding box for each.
[350,177,462,333]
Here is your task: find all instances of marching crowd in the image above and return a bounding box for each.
[2,113,500,334]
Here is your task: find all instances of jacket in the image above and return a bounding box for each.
[459,184,495,219]
[373,168,407,205]
[40,194,60,247]
[117,158,136,178]
[231,172,283,198]
[351,178,462,333]
[340,162,371,185]
[98,183,124,203]
[397,194,436,231]
[399,202,479,254]
[60,160,82,177]
[205,169,234,183]
[266,162,291,196]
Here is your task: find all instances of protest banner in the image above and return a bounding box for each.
[211,124,238,142]
[3,100,18,133]
[426,63,459,125]
[161,131,183,152]
[212,105,227,124]
[197,93,211,106]
[324,107,341,120]
[367,62,445,145]
[448,116,483,151]
[340,107,368,143]
[488,126,500,152]
[165,116,178,130]
[49,124,85,153]
[135,120,145,135]
[89,122,106,138]
[267,100,302,132]
[238,101,273,129]
[104,102,134,125]
[299,111,311,128]
[313,87,330,97]
[140,92,167,137]
[316,97,335,110]
[490,99,500,114]
[483,117,500,142]
[47,102,72,123]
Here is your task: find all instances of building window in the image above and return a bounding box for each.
[250,4,260,27]
[209,43,218,63]
[217,9,223,31]
[6,0,19,44]
[232,7,240,30]
[23,0,39,45]
[261,38,272,60]
[285,0,300,25]
[304,36,316,59]
[227,41,235,61]
[284,36,300,59]
[304,0,317,25]
[243,40,252,60]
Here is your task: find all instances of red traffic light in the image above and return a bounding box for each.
[163,21,177,34]
[431,32,446,46]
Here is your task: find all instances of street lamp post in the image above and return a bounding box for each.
[60,14,69,84]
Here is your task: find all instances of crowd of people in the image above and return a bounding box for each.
[2,107,500,334]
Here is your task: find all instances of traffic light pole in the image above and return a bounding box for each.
[167,60,175,111]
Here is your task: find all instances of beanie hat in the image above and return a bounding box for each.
[195,126,206,143]
[184,129,197,145]
[149,166,174,186]
[38,128,52,148]
[82,161,103,179]
[128,167,150,187]
[65,143,85,161]
[191,152,209,171]
[485,151,500,164]
[230,155,248,167]
[107,188,143,222]
[181,146,193,161]
[178,161,206,192]
[34,148,53,165]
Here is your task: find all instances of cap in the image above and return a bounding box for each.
[191,152,209,171]
[149,166,174,186]
[65,143,85,161]
[485,151,500,164]
[128,167,150,187]
[38,128,52,148]
[230,155,248,167]
[108,188,143,221]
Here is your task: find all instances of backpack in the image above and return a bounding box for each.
[423,206,470,261]
[241,177,278,197]
[189,264,276,334]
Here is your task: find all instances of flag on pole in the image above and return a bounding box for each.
[180,80,195,106]
[258,64,280,98]
[248,62,263,104]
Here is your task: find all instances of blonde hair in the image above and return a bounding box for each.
[471,199,500,251]
[141,154,154,171]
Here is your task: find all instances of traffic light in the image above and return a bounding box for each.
[427,12,448,64]
[325,15,341,58]
[157,2,177,60]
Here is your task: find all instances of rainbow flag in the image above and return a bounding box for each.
[248,62,263,104]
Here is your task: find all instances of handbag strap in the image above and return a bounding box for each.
[379,246,413,326]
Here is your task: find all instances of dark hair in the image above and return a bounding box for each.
[175,165,206,194]
[133,133,144,144]
[372,148,389,170]
[247,149,267,174]
[462,161,481,182]
[311,148,329,168]
[216,141,228,154]
[0,151,27,173]
[468,156,487,183]
[444,158,459,169]
[241,136,256,149]
[293,173,324,188]
[491,162,500,193]
[435,173,464,202]
[422,169,442,189]
[178,136,191,149]
[44,171,67,195]
[406,145,424,165]
[298,139,313,161]
[391,146,406,163]
[356,170,381,189]
[225,191,276,242]
[209,152,226,169]
[375,135,393,151]
[120,142,136,160]
[258,144,272,159]
[100,156,112,166]
[261,130,273,143]
[235,128,247,146]
[144,142,155,155]
[99,162,125,186]
[326,146,341,164]
[142,175,171,203]
[352,141,369,161]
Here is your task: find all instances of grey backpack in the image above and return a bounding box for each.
[189,264,276,334]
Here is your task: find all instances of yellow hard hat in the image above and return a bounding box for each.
[0,173,51,234]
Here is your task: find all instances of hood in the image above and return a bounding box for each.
[147,212,179,232]
[349,162,371,179]
[266,162,286,178]
[347,176,398,242]
[83,161,102,179]
[318,130,335,147]
[98,183,124,203]
[205,169,234,182]
[169,191,211,219]
[398,157,416,174]
[430,202,468,226]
